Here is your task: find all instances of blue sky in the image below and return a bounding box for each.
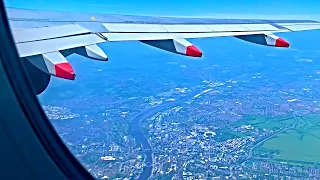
[4,0,320,18]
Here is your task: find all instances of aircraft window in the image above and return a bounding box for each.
[4,1,320,179]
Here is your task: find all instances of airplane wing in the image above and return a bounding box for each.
[6,7,320,81]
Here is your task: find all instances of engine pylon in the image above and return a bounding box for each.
[26,51,75,80]
[61,44,108,61]
[235,33,290,48]
[141,39,202,57]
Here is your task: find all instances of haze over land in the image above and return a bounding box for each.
[40,30,320,179]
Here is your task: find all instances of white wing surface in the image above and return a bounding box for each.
[6,7,320,80]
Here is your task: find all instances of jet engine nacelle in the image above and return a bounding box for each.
[22,58,51,95]
[235,33,290,48]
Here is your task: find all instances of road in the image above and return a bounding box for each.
[247,117,298,159]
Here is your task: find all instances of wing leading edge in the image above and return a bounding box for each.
[6,7,320,81]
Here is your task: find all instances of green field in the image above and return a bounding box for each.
[216,116,297,141]
[214,129,247,142]
[235,115,295,130]
[254,114,320,164]
[217,114,320,164]
[262,130,320,163]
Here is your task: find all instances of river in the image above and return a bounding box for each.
[130,95,192,180]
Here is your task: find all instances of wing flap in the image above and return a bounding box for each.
[102,30,289,41]
[278,23,320,31]
[161,24,213,33]
[12,24,91,43]
[102,23,168,32]
[240,24,279,31]
[205,24,248,32]
[102,23,281,33]
[17,34,106,57]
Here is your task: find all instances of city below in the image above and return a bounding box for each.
[44,70,320,179]
[40,34,320,179]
